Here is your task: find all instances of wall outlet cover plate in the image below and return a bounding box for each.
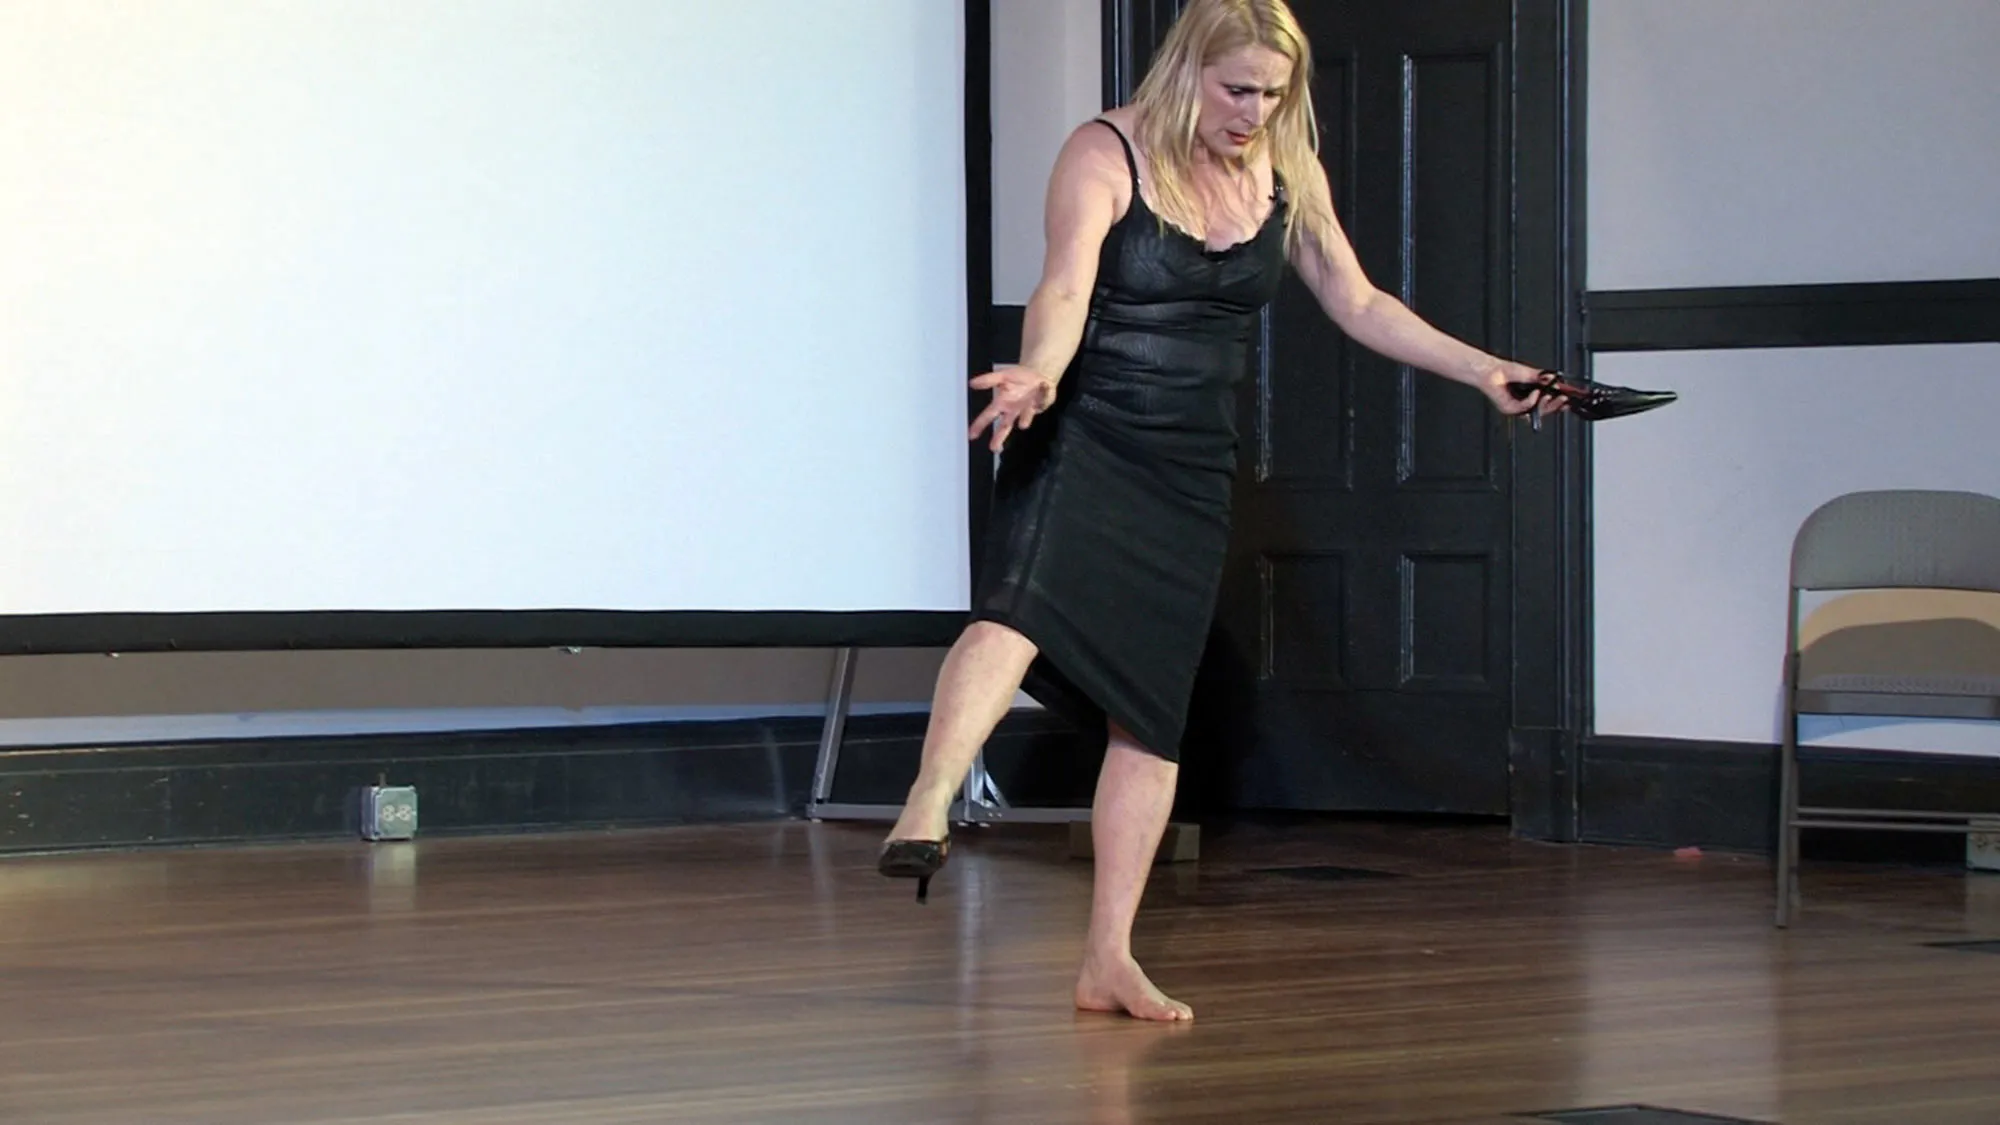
[362,785,419,841]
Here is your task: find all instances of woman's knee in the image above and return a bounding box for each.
[961,619,1039,661]
[1106,721,1174,764]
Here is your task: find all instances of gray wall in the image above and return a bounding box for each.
[0,0,1101,748]
[991,0,1102,305]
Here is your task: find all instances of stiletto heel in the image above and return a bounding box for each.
[1508,369,1677,422]
[878,836,951,904]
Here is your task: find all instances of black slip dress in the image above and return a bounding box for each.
[970,118,1291,761]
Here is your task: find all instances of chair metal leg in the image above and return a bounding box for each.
[1776,716,1800,928]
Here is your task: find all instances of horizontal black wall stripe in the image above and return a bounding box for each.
[1585,278,2000,352]
[1579,734,2000,857]
[0,610,964,657]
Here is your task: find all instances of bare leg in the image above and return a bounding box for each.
[883,621,1038,844]
[1074,724,1191,1021]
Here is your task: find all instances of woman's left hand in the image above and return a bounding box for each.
[1480,361,1567,419]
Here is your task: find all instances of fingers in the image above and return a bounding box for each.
[967,403,1012,449]
[968,401,1041,451]
[967,401,1004,440]
[968,369,1039,391]
[1531,370,1567,413]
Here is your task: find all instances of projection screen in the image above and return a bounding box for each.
[0,0,975,652]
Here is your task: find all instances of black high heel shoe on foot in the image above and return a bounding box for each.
[878,837,951,903]
[1508,370,1677,422]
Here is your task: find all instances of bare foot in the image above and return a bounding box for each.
[1074,952,1193,1021]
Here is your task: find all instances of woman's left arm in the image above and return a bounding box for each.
[1286,161,1553,417]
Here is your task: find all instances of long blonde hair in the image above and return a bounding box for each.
[1128,0,1333,257]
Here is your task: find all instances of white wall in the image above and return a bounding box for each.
[1591,344,2000,747]
[991,0,1102,304]
[0,0,1099,748]
[1588,0,2000,751]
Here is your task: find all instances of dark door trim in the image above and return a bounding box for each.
[1506,0,1591,842]
[1101,1,1185,110]
[1100,0,1591,838]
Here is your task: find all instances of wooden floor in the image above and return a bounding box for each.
[3,820,1999,1125]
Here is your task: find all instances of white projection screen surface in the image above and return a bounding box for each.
[0,1,969,627]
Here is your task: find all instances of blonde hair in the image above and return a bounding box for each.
[1128,0,1334,257]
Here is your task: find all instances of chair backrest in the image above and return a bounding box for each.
[1791,489,2000,594]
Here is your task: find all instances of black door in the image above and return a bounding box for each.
[1124,0,1580,818]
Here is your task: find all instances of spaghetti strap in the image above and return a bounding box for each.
[1093,118,1142,191]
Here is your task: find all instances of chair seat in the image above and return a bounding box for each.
[1796,671,2000,719]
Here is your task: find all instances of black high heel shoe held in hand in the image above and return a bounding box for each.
[878,837,951,903]
[1508,369,1677,423]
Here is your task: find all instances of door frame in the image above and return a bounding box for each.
[1098,0,1591,841]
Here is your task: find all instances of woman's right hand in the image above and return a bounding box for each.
[968,365,1059,452]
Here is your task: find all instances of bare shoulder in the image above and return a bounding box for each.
[1096,104,1141,133]
[1047,116,1133,211]
[1053,117,1128,180]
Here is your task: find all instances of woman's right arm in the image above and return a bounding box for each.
[970,123,1127,452]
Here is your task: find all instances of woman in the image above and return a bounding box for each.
[879,0,1563,1022]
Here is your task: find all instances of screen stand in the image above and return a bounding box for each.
[805,646,1090,826]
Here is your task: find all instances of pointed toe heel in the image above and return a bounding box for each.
[1508,370,1677,422]
[878,837,951,904]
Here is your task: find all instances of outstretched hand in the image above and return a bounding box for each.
[968,366,1059,453]
[1481,361,1568,420]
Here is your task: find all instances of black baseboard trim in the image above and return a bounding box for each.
[0,708,1090,855]
[1585,278,2000,352]
[1580,734,2000,858]
[1579,736,1778,852]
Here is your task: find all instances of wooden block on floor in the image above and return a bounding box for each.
[1068,820,1199,864]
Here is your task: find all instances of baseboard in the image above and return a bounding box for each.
[1580,734,2000,858]
[1579,736,1778,851]
[54,715,2000,859]
[0,707,1089,854]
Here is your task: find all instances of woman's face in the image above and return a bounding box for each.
[1196,45,1293,159]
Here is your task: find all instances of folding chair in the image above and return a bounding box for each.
[1776,488,2000,927]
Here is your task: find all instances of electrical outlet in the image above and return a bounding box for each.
[362,785,419,841]
[1968,821,2000,873]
